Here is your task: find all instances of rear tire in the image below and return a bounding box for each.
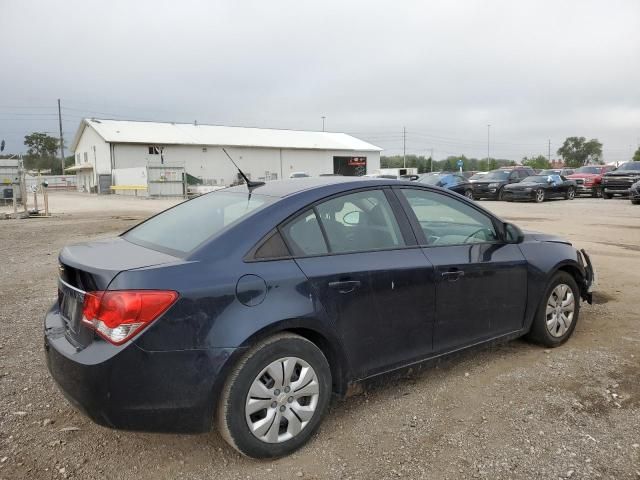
[525,272,580,348]
[217,333,331,459]
[631,199,640,205]
[464,189,474,200]
[534,189,545,203]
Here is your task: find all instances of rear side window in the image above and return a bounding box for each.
[281,210,328,256]
[253,231,290,259]
[315,190,405,254]
[124,192,273,255]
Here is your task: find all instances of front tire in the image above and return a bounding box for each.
[565,187,576,200]
[217,333,332,458]
[525,272,580,348]
[464,189,474,200]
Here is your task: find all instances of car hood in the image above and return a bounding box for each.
[605,170,640,177]
[504,182,540,189]
[568,173,599,179]
[522,230,572,245]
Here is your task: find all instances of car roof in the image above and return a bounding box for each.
[224,176,412,198]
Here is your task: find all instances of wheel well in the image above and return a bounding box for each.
[285,327,347,396]
[556,264,588,300]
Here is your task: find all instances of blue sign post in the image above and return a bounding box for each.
[457,159,464,172]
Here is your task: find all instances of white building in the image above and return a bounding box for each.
[68,119,382,194]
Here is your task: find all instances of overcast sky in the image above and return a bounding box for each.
[1,0,639,161]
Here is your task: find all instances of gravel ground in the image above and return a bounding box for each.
[0,192,639,479]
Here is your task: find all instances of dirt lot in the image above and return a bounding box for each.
[1,191,639,479]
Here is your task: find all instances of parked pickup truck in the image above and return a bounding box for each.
[601,162,640,199]
[566,165,616,197]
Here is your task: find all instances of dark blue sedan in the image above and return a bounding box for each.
[45,177,595,458]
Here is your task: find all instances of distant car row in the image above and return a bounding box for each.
[413,162,640,204]
[292,162,640,204]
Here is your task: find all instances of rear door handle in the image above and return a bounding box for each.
[441,270,465,282]
[328,280,361,294]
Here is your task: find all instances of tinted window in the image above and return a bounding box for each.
[522,176,549,183]
[617,162,640,171]
[399,188,498,246]
[315,190,405,253]
[281,210,328,256]
[124,192,273,255]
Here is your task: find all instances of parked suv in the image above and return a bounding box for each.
[567,165,615,197]
[601,162,640,198]
[470,167,535,200]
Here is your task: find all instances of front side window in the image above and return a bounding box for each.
[315,190,405,254]
[399,188,498,246]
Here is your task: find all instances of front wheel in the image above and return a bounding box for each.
[565,187,576,200]
[525,272,580,347]
[534,189,545,203]
[217,333,331,458]
[464,189,474,200]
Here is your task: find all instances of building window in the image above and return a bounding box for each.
[83,152,88,163]
[202,147,208,152]
[148,146,162,155]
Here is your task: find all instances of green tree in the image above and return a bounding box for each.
[522,155,551,170]
[23,132,63,173]
[557,137,603,167]
[633,146,640,162]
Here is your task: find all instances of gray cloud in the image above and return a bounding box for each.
[1,0,638,161]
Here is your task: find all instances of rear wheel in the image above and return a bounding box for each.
[565,187,576,200]
[464,189,474,200]
[525,272,580,347]
[534,189,545,203]
[217,333,331,459]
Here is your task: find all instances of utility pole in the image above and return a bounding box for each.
[548,139,551,163]
[403,126,406,168]
[487,124,491,163]
[57,99,65,175]
[321,116,326,132]
[430,148,434,172]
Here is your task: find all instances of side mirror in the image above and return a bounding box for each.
[504,222,524,244]
[343,211,360,225]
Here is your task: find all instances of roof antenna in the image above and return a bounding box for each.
[222,148,265,189]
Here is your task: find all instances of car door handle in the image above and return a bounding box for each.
[328,280,361,294]
[441,270,465,281]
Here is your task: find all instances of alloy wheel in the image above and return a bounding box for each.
[567,188,575,200]
[245,357,320,444]
[464,190,474,200]
[536,189,545,202]
[545,284,575,337]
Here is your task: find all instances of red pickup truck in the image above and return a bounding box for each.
[567,165,616,197]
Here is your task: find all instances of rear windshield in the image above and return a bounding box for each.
[522,176,549,183]
[538,170,560,175]
[123,191,274,255]
[417,174,444,185]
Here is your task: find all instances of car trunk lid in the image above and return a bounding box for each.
[57,237,179,349]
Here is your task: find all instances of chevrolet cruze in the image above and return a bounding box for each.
[45,177,595,458]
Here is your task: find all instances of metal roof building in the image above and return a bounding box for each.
[69,119,381,194]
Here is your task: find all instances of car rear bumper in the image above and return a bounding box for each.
[44,304,236,433]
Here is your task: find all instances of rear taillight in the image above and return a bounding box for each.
[81,290,178,345]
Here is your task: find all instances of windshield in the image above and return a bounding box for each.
[575,166,601,174]
[124,191,274,255]
[538,169,560,175]
[418,174,445,185]
[469,173,486,180]
[482,170,510,181]
[616,162,640,171]
[522,176,549,183]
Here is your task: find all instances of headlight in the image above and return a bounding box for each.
[488,183,499,188]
